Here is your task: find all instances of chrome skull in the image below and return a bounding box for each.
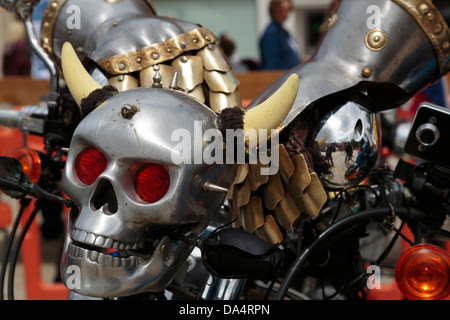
[61,87,234,297]
[59,43,298,298]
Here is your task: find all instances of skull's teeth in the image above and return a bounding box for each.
[69,244,144,268]
[71,229,145,250]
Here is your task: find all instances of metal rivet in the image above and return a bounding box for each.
[67,30,73,35]
[365,29,387,51]
[327,12,338,30]
[118,75,124,82]
[152,52,160,60]
[180,42,187,49]
[136,57,142,63]
[192,38,198,44]
[443,41,450,49]
[153,65,160,71]
[166,47,172,53]
[113,21,118,27]
[418,3,429,14]
[181,56,188,63]
[434,23,443,35]
[362,67,372,77]
[205,35,211,42]
[208,44,214,50]
[51,1,58,8]
[118,63,125,70]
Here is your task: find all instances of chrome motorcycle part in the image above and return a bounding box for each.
[200,277,245,300]
[60,87,236,297]
[313,101,382,189]
[416,123,440,147]
[405,102,450,166]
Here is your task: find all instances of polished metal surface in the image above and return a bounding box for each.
[42,0,157,64]
[247,0,449,132]
[197,44,231,72]
[93,18,214,74]
[108,74,139,92]
[140,65,175,89]
[314,102,381,189]
[172,55,204,91]
[61,87,236,297]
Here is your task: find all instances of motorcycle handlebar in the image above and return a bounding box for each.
[0,106,48,135]
[0,110,21,128]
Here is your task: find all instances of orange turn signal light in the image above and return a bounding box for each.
[7,147,42,184]
[395,244,449,300]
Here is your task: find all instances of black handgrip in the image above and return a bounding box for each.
[201,228,284,281]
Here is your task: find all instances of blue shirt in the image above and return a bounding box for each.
[260,21,300,70]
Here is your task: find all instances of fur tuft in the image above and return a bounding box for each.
[217,106,245,138]
[80,85,118,117]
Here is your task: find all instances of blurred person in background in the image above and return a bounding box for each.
[2,16,31,76]
[259,0,301,70]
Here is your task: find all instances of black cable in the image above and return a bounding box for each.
[0,198,31,300]
[324,272,367,300]
[7,201,41,300]
[263,279,276,300]
[374,221,407,266]
[274,207,410,300]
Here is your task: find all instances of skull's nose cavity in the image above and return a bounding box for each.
[91,179,118,215]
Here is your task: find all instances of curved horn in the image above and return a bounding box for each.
[243,74,299,137]
[61,42,102,109]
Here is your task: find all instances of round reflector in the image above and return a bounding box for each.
[75,147,107,185]
[134,164,170,203]
[395,244,449,300]
[7,147,41,184]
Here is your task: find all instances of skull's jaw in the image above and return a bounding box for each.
[61,233,193,298]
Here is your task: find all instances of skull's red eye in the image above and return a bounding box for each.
[134,164,170,203]
[75,147,108,185]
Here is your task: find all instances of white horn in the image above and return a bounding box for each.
[243,74,299,138]
[61,42,102,109]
